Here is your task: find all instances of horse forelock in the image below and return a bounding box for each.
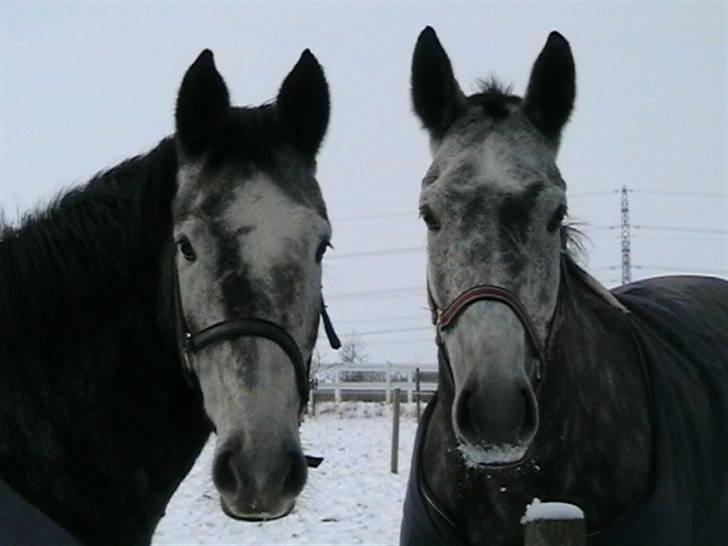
[174,104,327,220]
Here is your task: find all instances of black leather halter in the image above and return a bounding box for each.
[428,282,558,382]
[173,261,340,412]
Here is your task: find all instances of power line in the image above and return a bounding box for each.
[316,335,434,346]
[342,337,434,347]
[328,246,424,260]
[631,189,726,199]
[633,225,727,236]
[634,265,727,275]
[334,314,429,325]
[327,286,425,301]
[569,191,618,198]
[335,326,432,337]
[633,233,727,242]
[581,225,618,232]
[332,211,416,223]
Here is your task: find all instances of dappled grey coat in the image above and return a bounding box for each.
[400,276,728,546]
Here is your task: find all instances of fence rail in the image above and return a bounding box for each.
[313,363,438,403]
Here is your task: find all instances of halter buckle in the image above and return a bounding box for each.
[182,332,194,375]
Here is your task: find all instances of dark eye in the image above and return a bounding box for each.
[315,241,331,263]
[547,204,567,233]
[420,206,441,231]
[177,236,197,262]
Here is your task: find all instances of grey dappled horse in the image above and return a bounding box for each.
[400,27,728,546]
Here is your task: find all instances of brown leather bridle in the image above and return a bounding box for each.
[428,283,558,382]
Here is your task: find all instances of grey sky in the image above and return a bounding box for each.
[1,1,726,365]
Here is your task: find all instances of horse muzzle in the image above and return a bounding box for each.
[212,437,307,521]
[452,375,539,466]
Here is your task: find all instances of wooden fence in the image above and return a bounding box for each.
[312,363,438,403]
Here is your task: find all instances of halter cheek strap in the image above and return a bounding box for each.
[428,283,556,381]
[173,259,341,413]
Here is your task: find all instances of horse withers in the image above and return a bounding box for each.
[401,27,728,546]
[0,49,338,546]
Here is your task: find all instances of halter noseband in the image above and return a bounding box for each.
[173,259,341,413]
[428,283,554,381]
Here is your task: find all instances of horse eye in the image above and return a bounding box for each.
[547,204,567,233]
[315,241,331,263]
[177,236,197,262]
[420,206,441,232]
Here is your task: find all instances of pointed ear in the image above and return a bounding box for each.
[411,26,466,140]
[175,50,230,157]
[276,50,330,158]
[523,32,575,145]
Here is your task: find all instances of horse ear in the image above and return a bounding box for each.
[276,50,330,158]
[175,49,230,157]
[411,26,466,140]
[523,32,575,145]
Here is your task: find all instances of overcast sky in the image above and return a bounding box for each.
[1,2,726,365]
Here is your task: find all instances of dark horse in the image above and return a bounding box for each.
[0,49,340,546]
[400,27,728,546]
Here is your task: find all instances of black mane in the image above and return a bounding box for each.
[0,138,177,356]
[0,137,210,546]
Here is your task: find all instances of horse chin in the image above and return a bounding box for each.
[220,497,295,522]
[456,439,529,469]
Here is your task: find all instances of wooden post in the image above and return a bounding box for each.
[334,367,341,403]
[523,501,585,546]
[391,387,401,474]
[310,385,316,417]
[385,363,392,403]
[407,368,413,403]
[415,367,421,422]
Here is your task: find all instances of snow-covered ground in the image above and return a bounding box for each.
[153,403,419,546]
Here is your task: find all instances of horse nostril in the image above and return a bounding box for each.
[454,381,538,447]
[518,387,539,443]
[282,450,308,497]
[212,447,239,495]
[454,388,476,438]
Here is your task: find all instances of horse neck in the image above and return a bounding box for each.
[541,262,654,505]
[0,138,211,546]
[423,260,653,543]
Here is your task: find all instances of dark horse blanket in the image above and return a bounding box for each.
[400,276,728,546]
[0,480,83,546]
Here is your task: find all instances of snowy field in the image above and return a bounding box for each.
[153,403,419,546]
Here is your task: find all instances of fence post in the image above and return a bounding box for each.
[334,367,341,403]
[405,368,411,403]
[385,363,392,403]
[391,387,401,474]
[523,502,585,546]
[415,367,421,422]
[310,384,316,417]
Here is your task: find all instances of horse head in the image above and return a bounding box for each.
[411,28,575,466]
[172,49,334,519]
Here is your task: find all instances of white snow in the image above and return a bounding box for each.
[153,403,418,545]
[521,498,584,524]
[456,442,527,467]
